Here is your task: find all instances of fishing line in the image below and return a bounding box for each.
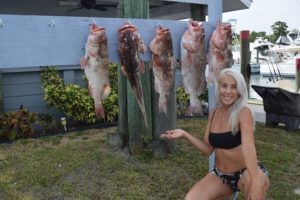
[271,52,282,79]
[266,58,275,83]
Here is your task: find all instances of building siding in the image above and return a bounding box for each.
[0,14,215,115]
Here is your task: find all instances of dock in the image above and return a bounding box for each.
[248,99,265,123]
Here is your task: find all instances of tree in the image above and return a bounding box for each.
[250,31,267,43]
[271,21,289,40]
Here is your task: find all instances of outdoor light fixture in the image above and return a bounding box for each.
[61,117,67,131]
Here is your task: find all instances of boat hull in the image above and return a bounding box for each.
[260,62,296,78]
[231,63,260,74]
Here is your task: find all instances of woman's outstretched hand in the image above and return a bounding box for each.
[160,129,187,140]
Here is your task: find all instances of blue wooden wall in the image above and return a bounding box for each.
[0,15,215,68]
[0,15,216,114]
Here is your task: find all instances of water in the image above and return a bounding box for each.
[249,74,296,100]
[174,69,297,101]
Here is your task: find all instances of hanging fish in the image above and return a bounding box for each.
[208,21,234,83]
[117,22,148,127]
[80,23,111,119]
[149,25,177,114]
[180,19,207,116]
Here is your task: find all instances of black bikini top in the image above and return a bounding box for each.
[209,110,241,149]
[209,131,241,149]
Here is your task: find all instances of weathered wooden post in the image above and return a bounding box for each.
[240,30,251,96]
[296,58,300,92]
[190,4,206,21]
[118,0,152,154]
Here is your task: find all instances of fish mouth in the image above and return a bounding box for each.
[190,21,199,27]
[90,23,105,33]
[188,20,204,33]
[118,22,137,34]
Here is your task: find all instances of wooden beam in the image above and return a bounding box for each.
[119,0,151,155]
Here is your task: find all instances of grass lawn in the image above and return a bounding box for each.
[0,118,299,200]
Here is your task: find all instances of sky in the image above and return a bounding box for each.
[222,0,300,34]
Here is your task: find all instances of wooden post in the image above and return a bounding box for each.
[151,68,177,156]
[296,58,300,92]
[240,30,250,96]
[190,4,206,21]
[116,0,128,148]
[118,0,152,154]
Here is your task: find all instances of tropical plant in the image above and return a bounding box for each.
[41,65,118,123]
[0,108,37,140]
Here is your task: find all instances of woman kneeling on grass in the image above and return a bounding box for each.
[161,68,270,200]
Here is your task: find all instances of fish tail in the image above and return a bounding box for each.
[158,94,168,114]
[137,97,148,128]
[129,74,148,127]
[95,102,105,119]
[135,95,148,127]
[189,93,203,116]
[80,57,88,69]
[143,111,148,128]
[102,84,111,99]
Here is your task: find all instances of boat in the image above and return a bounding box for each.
[259,32,300,78]
[259,36,300,78]
[259,53,300,78]
[231,44,261,74]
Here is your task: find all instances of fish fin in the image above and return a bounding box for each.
[185,106,194,117]
[186,52,192,65]
[178,59,182,69]
[121,66,127,75]
[171,57,179,70]
[139,60,145,74]
[95,102,105,119]
[80,57,88,69]
[102,84,111,99]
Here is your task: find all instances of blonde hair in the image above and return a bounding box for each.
[215,68,255,133]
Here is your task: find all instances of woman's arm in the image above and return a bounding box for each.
[240,107,258,176]
[239,107,265,198]
[160,110,215,156]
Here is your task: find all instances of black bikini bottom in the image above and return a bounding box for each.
[211,161,268,192]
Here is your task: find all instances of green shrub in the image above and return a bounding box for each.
[175,87,189,106]
[175,86,208,116]
[41,65,118,123]
[176,87,208,105]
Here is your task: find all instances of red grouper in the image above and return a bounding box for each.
[149,24,177,114]
[208,21,233,84]
[117,22,148,127]
[180,19,207,116]
[80,23,111,119]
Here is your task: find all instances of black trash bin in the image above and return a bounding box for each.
[252,84,300,131]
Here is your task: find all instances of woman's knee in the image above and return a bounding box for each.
[238,169,270,194]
